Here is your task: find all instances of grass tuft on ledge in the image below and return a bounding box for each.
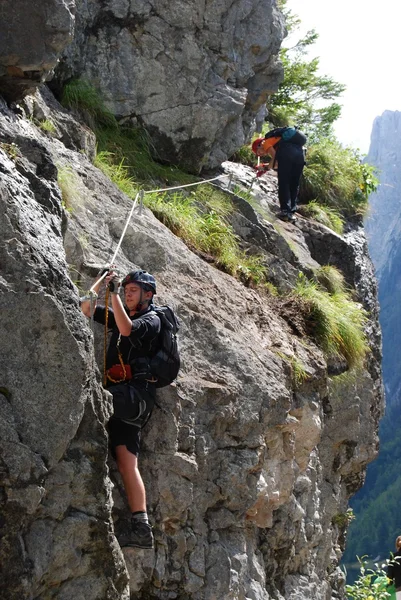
[294,273,369,368]
[315,265,347,295]
[61,79,118,129]
[297,201,344,234]
[146,191,267,286]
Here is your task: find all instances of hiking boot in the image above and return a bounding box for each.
[287,213,297,223]
[278,210,289,221]
[120,520,154,549]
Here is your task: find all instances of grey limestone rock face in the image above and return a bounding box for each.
[0,88,383,600]
[0,97,129,599]
[0,0,284,170]
[56,0,285,172]
[0,1,76,99]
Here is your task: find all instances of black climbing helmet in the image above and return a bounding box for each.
[122,270,157,295]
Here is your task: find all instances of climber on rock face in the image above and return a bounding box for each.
[80,268,161,550]
[252,126,307,223]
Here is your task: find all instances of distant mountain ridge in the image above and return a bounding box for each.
[365,110,401,403]
[344,110,401,565]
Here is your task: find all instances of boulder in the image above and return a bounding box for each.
[56,0,285,171]
[0,1,75,99]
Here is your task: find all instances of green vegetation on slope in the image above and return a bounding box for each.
[85,106,268,287]
[294,272,369,368]
[145,192,267,285]
[300,140,378,216]
[95,125,197,186]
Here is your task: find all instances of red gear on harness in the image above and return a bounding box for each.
[254,163,271,178]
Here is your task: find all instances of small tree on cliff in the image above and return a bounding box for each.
[345,557,393,600]
[267,0,345,143]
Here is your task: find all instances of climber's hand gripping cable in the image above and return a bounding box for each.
[105,271,122,295]
[105,270,132,337]
[80,264,115,317]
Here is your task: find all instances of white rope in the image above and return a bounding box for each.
[89,192,140,293]
[89,173,231,293]
[89,290,97,331]
[144,173,230,195]
[110,191,141,264]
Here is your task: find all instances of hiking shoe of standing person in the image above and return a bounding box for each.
[287,212,297,223]
[120,520,154,549]
[278,210,289,221]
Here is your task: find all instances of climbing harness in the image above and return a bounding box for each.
[103,286,129,385]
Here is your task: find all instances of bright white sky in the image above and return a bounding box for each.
[285,0,401,154]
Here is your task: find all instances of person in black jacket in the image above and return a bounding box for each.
[387,535,401,597]
[253,127,307,223]
[81,269,160,550]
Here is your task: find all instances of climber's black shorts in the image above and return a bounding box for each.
[106,381,156,458]
[108,417,142,457]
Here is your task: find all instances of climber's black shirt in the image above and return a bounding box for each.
[94,304,160,371]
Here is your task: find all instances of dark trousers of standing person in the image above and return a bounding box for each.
[276,144,305,214]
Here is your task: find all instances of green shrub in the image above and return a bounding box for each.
[345,556,392,599]
[0,141,19,161]
[61,79,118,129]
[332,508,355,529]
[300,139,377,216]
[294,274,369,367]
[298,200,344,234]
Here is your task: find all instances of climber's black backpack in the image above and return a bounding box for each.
[265,126,307,147]
[148,305,180,388]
